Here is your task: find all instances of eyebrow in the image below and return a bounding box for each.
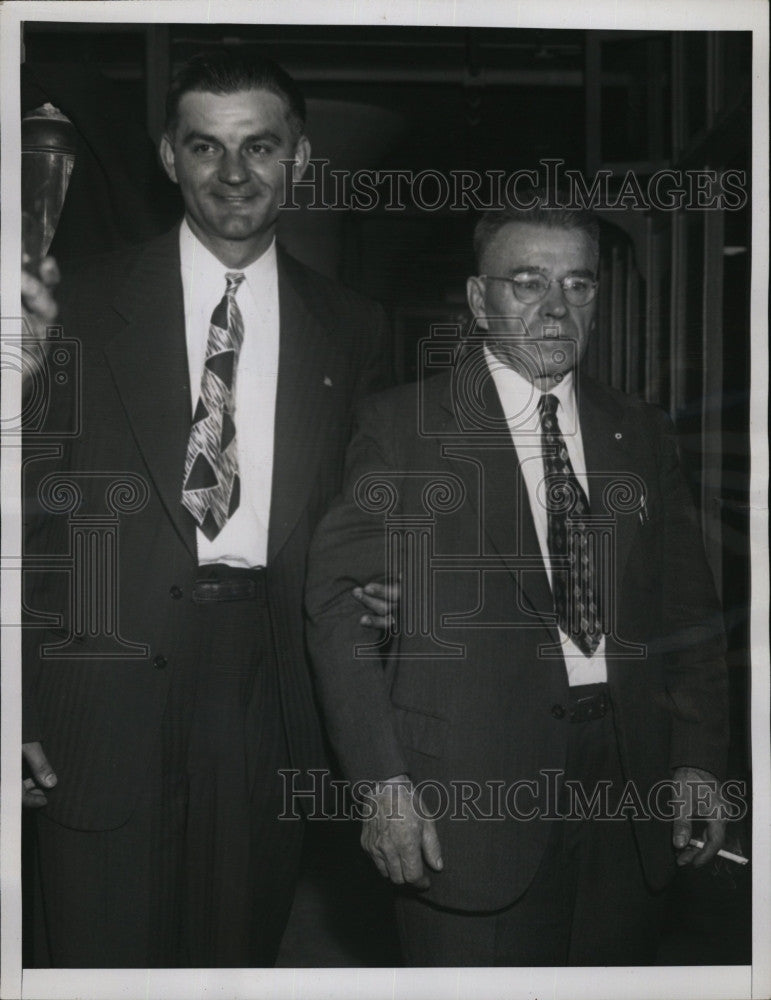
[507,266,597,279]
[180,129,283,147]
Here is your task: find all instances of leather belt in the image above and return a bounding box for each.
[192,566,266,603]
[568,683,609,724]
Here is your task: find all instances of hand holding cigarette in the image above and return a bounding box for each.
[688,838,748,866]
[671,765,728,868]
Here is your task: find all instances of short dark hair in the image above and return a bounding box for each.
[164,49,306,140]
[474,192,600,270]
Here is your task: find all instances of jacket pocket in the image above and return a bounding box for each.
[392,703,449,759]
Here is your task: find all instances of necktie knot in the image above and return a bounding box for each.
[225,272,245,296]
[538,393,559,419]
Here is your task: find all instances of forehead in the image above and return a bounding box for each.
[175,87,292,135]
[482,222,597,274]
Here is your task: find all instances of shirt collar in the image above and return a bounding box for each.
[483,343,577,432]
[179,217,277,293]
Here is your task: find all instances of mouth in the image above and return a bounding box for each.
[213,193,261,205]
[501,329,574,343]
[531,324,576,342]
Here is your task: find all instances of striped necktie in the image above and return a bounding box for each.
[181,271,245,541]
[538,393,602,656]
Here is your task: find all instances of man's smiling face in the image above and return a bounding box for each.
[160,87,309,267]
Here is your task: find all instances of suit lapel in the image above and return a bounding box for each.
[103,227,197,559]
[575,373,640,591]
[268,249,339,562]
[436,360,559,635]
[103,237,339,565]
[436,360,644,638]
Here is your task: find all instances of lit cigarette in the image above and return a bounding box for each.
[688,838,749,865]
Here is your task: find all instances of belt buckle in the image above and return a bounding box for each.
[570,690,608,723]
[192,578,257,603]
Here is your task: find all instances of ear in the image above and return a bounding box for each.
[159,133,178,184]
[466,276,489,331]
[292,135,311,182]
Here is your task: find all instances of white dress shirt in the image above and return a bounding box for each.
[179,220,279,568]
[484,345,607,684]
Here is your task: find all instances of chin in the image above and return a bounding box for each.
[216,218,269,240]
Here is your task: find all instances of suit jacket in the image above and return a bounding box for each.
[22,225,391,831]
[305,355,728,911]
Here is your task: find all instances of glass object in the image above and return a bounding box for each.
[21,103,77,266]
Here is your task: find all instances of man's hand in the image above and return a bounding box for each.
[353,579,400,630]
[22,256,60,339]
[22,741,57,808]
[361,774,443,889]
[671,765,727,867]
[21,257,60,393]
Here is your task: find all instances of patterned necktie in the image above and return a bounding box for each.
[538,393,602,656]
[181,272,245,541]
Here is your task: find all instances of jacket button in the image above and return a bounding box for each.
[551,703,566,719]
[153,654,167,670]
[169,585,183,599]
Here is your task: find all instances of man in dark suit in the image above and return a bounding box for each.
[305,198,730,965]
[22,50,390,967]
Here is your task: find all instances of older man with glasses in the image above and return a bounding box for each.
[305,195,729,966]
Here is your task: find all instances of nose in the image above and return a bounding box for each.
[218,149,249,186]
[538,280,568,319]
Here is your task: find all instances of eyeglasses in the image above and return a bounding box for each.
[480,272,598,307]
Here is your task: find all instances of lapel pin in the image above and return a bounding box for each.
[323,376,333,387]
[614,432,622,440]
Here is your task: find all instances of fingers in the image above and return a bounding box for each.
[23,777,49,808]
[672,777,694,863]
[360,780,434,889]
[353,583,395,630]
[374,824,428,887]
[356,586,391,617]
[396,830,430,889]
[361,815,395,880]
[382,839,427,888]
[21,271,58,324]
[691,819,727,868]
[38,256,61,288]
[362,827,402,882]
[367,845,390,880]
[672,817,691,852]
[371,581,401,601]
[676,847,700,866]
[23,741,57,786]
[22,741,57,808]
[421,818,444,873]
[358,612,394,629]
[21,270,58,352]
[673,813,698,865]
[671,766,729,868]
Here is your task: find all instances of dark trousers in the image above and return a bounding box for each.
[396,691,666,966]
[31,568,303,968]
